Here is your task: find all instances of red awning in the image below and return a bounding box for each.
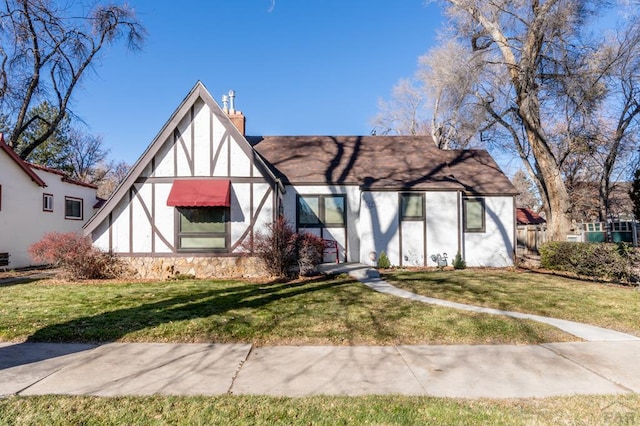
[166,179,231,207]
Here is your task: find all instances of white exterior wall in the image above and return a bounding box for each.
[359,191,401,266]
[0,157,97,268]
[463,196,515,267]
[281,186,515,268]
[282,185,360,263]
[400,221,425,266]
[425,192,459,267]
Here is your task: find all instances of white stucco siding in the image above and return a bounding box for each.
[192,99,212,177]
[108,197,130,253]
[359,191,400,267]
[229,139,252,177]
[400,221,425,266]
[0,155,42,268]
[131,184,152,253]
[425,192,459,267]
[153,183,175,253]
[31,169,96,227]
[230,182,251,248]
[0,157,97,268]
[153,136,175,177]
[251,183,274,234]
[175,114,194,177]
[212,134,230,177]
[92,219,110,252]
[463,196,515,267]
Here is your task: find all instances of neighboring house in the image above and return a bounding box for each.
[83,82,517,278]
[0,136,98,269]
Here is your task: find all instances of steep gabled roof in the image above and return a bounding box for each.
[0,135,47,187]
[84,81,281,235]
[252,135,517,195]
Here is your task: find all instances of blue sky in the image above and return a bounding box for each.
[71,1,445,166]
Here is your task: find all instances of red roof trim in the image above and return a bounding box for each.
[28,163,97,189]
[167,179,231,207]
[0,135,47,187]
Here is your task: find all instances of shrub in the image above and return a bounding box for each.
[539,241,639,283]
[298,232,325,276]
[377,251,391,269]
[29,232,126,279]
[453,252,466,270]
[249,217,326,278]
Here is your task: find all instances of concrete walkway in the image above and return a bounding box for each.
[319,263,640,342]
[2,341,640,398]
[1,264,638,399]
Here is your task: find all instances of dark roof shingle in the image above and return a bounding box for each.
[252,135,517,194]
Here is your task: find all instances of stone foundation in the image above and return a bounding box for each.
[121,256,267,280]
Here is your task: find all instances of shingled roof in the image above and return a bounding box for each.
[516,207,546,225]
[251,135,517,195]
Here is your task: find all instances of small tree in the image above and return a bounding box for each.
[377,251,391,269]
[453,252,467,270]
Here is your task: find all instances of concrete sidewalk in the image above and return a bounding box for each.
[1,341,639,398]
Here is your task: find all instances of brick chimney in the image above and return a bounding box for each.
[223,90,246,136]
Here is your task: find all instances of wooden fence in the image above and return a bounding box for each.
[516,225,546,255]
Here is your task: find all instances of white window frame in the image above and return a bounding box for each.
[43,193,54,212]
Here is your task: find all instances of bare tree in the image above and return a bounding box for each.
[512,170,541,210]
[417,39,489,149]
[371,78,430,136]
[0,0,145,159]
[373,40,488,149]
[65,129,109,183]
[95,160,130,199]
[430,0,610,240]
[595,17,640,220]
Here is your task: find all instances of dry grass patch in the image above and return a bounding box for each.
[1,394,639,425]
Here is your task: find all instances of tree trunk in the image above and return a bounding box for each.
[521,122,572,240]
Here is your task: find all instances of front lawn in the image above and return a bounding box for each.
[1,274,573,345]
[1,394,639,425]
[383,269,640,336]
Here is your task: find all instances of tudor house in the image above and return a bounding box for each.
[83,82,517,278]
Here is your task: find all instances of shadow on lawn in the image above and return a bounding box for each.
[26,276,350,343]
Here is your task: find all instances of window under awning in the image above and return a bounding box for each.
[166,179,231,207]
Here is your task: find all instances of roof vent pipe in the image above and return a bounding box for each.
[222,94,229,113]
[228,90,236,114]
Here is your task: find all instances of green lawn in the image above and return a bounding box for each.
[1,394,639,425]
[1,273,576,345]
[383,269,640,336]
